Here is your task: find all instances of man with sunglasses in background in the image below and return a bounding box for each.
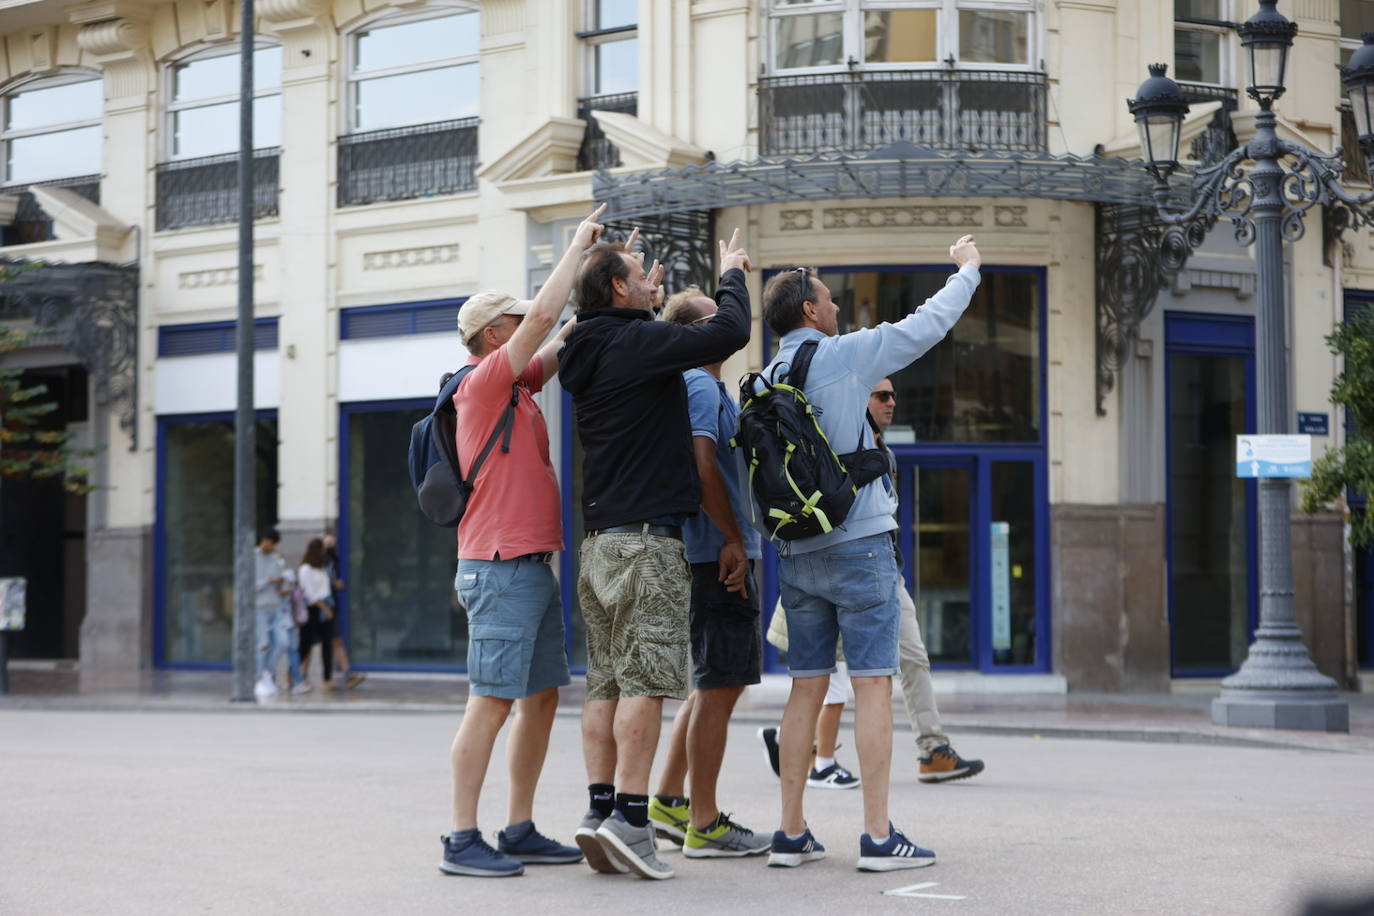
[866,378,985,784]
[758,235,980,873]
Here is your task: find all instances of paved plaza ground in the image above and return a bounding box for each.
[2,704,1372,915]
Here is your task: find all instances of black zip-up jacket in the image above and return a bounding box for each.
[558,267,752,531]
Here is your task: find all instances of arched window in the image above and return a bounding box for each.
[165,43,282,160]
[1,72,102,187]
[346,6,479,133]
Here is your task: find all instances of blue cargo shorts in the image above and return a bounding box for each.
[777,532,901,678]
[456,556,571,699]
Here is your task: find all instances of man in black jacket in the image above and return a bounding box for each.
[559,229,752,880]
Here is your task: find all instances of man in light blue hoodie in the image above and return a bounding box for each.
[761,235,981,874]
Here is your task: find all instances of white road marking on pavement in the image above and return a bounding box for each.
[884,881,967,900]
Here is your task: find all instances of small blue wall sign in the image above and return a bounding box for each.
[1297,412,1329,436]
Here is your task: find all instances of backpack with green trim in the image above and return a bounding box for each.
[734,339,889,543]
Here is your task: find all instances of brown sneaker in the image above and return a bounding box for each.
[918,744,985,783]
[344,672,366,689]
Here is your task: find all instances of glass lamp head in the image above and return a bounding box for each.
[1128,63,1190,180]
[1237,0,1297,106]
[1342,32,1374,167]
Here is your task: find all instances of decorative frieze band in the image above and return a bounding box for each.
[362,244,459,271]
[822,206,983,230]
[178,265,263,289]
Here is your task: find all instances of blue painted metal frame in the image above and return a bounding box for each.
[339,298,468,340]
[755,263,1050,673]
[1163,311,1259,678]
[157,317,278,357]
[153,408,278,670]
[335,397,470,673]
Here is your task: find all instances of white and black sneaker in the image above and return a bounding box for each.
[807,761,860,789]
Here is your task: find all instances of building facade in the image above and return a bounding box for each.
[0,0,1369,688]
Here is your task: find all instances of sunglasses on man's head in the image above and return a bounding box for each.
[872,390,896,403]
[794,267,813,304]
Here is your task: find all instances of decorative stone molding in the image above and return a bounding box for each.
[362,244,459,271]
[1170,267,1257,299]
[779,209,813,231]
[588,111,709,170]
[481,0,525,37]
[29,186,134,263]
[821,205,982,230]
[479,118,587,182]
[994,205,1028,227]
[177,265,264,289]
[75,17,150,57]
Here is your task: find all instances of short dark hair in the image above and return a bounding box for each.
[260,528,281,544]
[302,537,326,569]
[576,242,630,312]
[763,268,815,337]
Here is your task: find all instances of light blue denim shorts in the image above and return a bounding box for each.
[456,556,571,699]
[777,533,901,678]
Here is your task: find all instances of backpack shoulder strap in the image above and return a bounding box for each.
[461,381,520,488]
[435,365,475,414]
[784,339,820,391]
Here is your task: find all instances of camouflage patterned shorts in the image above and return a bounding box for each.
[578,531,691,701]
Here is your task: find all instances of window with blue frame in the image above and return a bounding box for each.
[157,414,278,666]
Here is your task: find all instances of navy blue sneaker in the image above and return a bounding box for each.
[497,820,583,865]
[767,827,826,868]
[856,825,935,872]
[439,829,525,877]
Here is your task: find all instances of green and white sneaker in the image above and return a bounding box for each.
[648,796,690,844]
[682,812,771,858]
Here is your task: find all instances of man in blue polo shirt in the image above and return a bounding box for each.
[645,286,769,860]
[762,235,981,873]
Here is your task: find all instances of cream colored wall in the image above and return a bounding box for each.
[4,0,1371,534]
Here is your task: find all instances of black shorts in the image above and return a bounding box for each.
[689,561,762,690]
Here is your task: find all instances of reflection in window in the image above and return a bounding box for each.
[810,269,1041,443]
[594,37,639,96]
[593,0,637,30]
[161,418,278,664]
[350,10,479,132]
[1,75,102,185]
[169,46,282,158]
[583,0,639,96]
[345,408,466,666]
[991,462,1036,665]
[769,1,1036,72]
[959,10,1030,65]
[1173,0,1229,86]
[864,11,937,64]
[917,465,972,664]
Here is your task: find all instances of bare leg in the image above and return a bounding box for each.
[814,702,843,758]
[686,685,744,829]
[612,696,664,795]
[506,686,559,826]
[582,698,618,785]
[655,693,695,798]
[331,639,351,675]
[779,675,828,836]
[450,694,514,831]
[851,675,893,837]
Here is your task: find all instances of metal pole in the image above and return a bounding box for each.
[230,0,257,703]
[1210,104,1348,731]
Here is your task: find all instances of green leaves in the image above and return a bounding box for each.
[0,325,98,495]
[1301,308,1374,548]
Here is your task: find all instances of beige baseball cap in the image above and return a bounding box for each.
[458,291,530,344]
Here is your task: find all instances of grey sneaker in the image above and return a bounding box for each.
[574,810,627,874]
[682,812,771,858]
[595,810,674,880]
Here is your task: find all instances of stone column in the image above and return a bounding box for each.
[259,0,334,555]
[70,5,158,677]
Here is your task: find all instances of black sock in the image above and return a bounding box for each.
[653,794,687,808]
[589,783,615,819]
[616,793,650,828]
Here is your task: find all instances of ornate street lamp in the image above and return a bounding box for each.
[1127,1,1367,731]
[1341,32,1374,170]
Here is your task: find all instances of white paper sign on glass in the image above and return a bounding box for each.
[0,578,26,631]
[990,522,1011,651]
[1235,435,1312,478]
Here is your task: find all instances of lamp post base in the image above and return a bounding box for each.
[1211,690,1349,732]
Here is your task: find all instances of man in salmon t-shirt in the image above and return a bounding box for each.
[437,204,606,880]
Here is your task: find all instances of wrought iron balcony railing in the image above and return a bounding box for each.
[337,118,478,207]
[155,150,280,231]
[1,175,100,246]
[578,92,637,171]
[758,68,1048,157]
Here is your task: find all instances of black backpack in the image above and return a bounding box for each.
[407,368,518,528]
[734,339,890,542]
